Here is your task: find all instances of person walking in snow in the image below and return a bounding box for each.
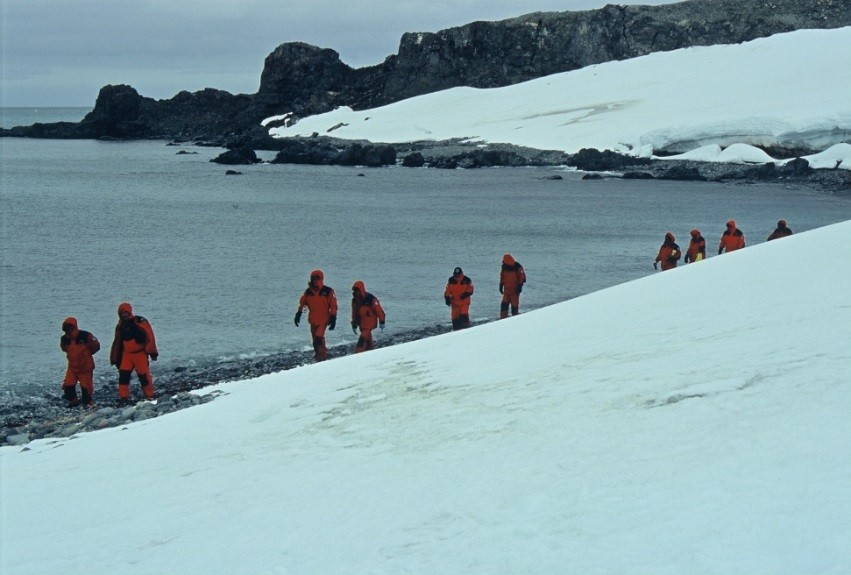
[684,229,706,263]
[60,317,100,407]
[498,253,526,318]
[294,269,338,362]
[767,219,793,241]
[110,302,158,402]
[444,266,474,331]
[654,232,681,271]
[351,280,386,353]
[718,219,746,254]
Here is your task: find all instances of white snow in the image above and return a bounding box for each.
[268,27,851,167]
[4,22,851,574]
[3,217,850,573]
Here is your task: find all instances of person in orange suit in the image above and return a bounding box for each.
[718,219,746,254]
[444,266,474,331]
[110,302,158,402]
[60,317,100,407]
[351,280,386,353]
[684,229,706,263]
[294,269,338,362]
[654,232,681,271]
[498,253,526,318]
[767,219,793,241]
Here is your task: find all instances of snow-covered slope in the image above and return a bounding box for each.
[3,221,850,574]
[269,27,851,166]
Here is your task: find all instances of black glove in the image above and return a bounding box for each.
[498,284,504,294]
[516,284,522,294]
[379,321,385,331]
[444,295,451,306]
[718,248,723,255]
[149,353,158,361]
[653,261,658,270]
[351,322,358,334]
[294,311,302,327]
[328,316,336,331]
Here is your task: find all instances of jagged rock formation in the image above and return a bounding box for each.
[2,0,849,142]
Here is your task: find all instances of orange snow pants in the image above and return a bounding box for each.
[355,328,376,353]
[310,323,328,361]
[118,351,155,399]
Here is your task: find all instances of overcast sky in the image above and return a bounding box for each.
[1,0,680,107]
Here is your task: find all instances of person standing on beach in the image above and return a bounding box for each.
[351,280,386,353]
[718,220,746,254]
[684,229,706,263]
[767,219,793,241]
[110,302,158,402]
[59,317,100,407]
[294,269,338,362]
[444,266,474,331]
[654,232,681,271]
[498,253,526,318]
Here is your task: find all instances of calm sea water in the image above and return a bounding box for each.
[1,107,90,129]
[2,108,850,402]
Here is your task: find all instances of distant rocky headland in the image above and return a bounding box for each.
[3,0,849,146]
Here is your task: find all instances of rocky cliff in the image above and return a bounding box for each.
[3,0,849,143]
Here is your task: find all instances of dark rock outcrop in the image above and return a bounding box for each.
[566,148,652,172]
[210,147,260,165]
[402,152,426,168]
[269,139,396,167]
[2,0,847,143]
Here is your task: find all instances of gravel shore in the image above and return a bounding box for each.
[1,321,462,447]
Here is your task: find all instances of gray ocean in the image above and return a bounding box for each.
[2,107,850,404]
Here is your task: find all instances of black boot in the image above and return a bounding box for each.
[63,386,79,407]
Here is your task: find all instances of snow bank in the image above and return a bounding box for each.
[268,27,851,167]
[3,221,850,574]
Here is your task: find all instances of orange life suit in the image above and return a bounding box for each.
[444,267,474,331]
[295,269,338,361]
[498,253,526,318]
[351,280,386,353]
[110,302,158,400]
[60,317,100,406]
[654,232,681,271]
[718,220,746,254]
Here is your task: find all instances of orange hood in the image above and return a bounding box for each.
[118,302,134,318]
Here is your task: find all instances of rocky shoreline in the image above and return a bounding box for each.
[211,135,851,194]
[3,138,849,448]
[0,322,460,448]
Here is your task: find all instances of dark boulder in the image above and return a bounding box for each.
[782,157,813,176]
[339,143,397,167]
[269,139,341,165]
[622,171,656,179]
[402,152,426,167]
[568,148,652,171]
[210,148,260,165]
